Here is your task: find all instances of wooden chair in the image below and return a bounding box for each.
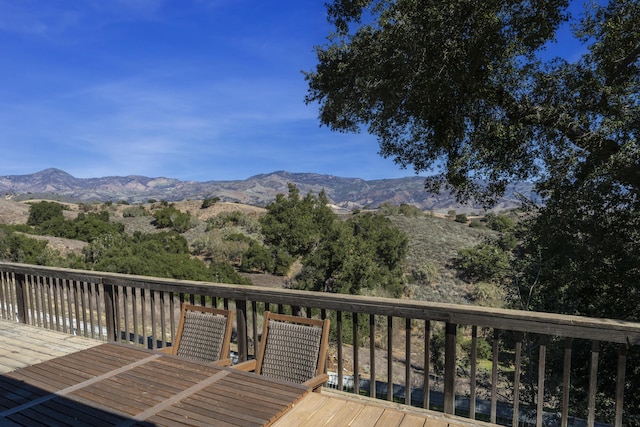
[233,311,330,391]
[158,303,234,366]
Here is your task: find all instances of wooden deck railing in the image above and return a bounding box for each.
[0,262,639,426]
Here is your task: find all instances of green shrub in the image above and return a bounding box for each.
[122,206,148,218]
[210,262,252,285]
[201,197,220,209]
[27,201,65,226]
[455,213,468,223]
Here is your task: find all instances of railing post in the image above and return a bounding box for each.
[14,273,28,324]
[236,299,248,362]
[103,283,118,342]
[444,322,457,414]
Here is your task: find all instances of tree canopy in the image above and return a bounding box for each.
[306,0,639,206]
[306,0,640,317]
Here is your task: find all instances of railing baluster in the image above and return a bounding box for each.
[169,292,175,347]
[513,332,523,427]
[470,325,477,420]
[537,335,548,427]
[369,313,376,399]
[337,310,343,391]
[353,313,359,395]
[141,288,148,346]
[150,290,157,349]
[46,277,54,329]
[444,322,457,414]
[52,278,61,331]
[236,299,248,362]
[15,273,27,324]
[405,317,411,405]
[65,279,74,333]
[561,337,573,427]
[491,328,499,423]
[0,271,6,319]
[102,282,117,341]
[96,283,103,340]
[423,320,430,410]
[61,279,69,333]
[615,343,627,427]
[251,301,258,357]
[123,286,130,342]
[88,281,96,339]
[132,287,139,345]
[80,281,88,336]
[387,316,393,401]
[588,340,600,427]
[33,276,42,327]
[160,291,167,347]
[31,276,42,327]
[73,280,82,335]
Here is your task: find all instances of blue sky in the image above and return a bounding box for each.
[1,1,589,182]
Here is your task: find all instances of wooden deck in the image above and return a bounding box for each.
[0,319,491,427]
[0,319,101,374]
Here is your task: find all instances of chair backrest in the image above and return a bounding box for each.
[171,303,234,363]
[255,312,330,384]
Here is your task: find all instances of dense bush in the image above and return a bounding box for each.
[84,231,211,280]
[240,241,274,273]
[454,243,510,283]
[201,197,220,209]
[152,206,194,233]
[122,205,149,218]
[210,261,252,285]
[27,201,65,226]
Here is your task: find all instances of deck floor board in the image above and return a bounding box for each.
[0,319,495,427]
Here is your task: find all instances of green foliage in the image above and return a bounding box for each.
[296,213,407,296]
[410,260,438,286]
[309,2,640,416]
[32,210,124,243]
[454,243,510,283]
[27,201,65,226]
[469,219,485,228]
[84,231,211,280]
[460,334,493,361]
[260,184,335,258]
[122,205,149,218]
[379,203,423,217]
[210,261,252,285]
[0,226,53,265]
[206,211,259,233]
[240,241,274,273]
[201,197,220,209]
[152,206,194,233]
[455,213,467,223]
[471,282,507,308]
[273,248,294,276]
[485,213,515,232]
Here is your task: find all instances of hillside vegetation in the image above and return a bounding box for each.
[0,195,502,305]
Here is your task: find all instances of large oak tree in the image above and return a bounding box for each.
[306,2,640,419]
[305,0,640,316]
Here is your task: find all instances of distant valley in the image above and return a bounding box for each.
[0,168,536,213]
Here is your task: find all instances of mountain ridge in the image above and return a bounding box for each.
[0,168,535,213]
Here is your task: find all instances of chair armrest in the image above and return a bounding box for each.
[157,347,174,355]
[212,358,232,367]
[303,373,329,392]
[231,360,257,372]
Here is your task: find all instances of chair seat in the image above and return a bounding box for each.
[159,303,234,365]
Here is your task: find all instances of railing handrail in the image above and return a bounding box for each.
[2,261,639,344]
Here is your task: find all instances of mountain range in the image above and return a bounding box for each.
[0,168,535,213]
